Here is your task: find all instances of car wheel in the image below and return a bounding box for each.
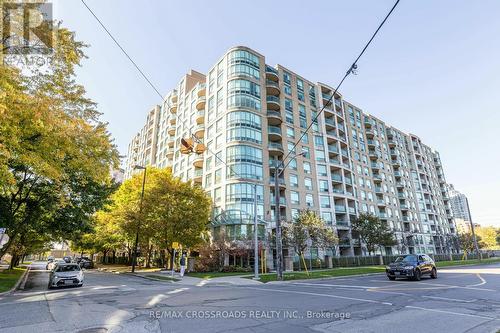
[430,267,437,279]
[388,276,396,281]
[413,269,421,281]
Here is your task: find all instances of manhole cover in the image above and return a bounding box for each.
[77,328,108,333]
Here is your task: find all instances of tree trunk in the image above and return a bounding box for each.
[102,250,108,264]
[112,250,116,264]
[145,244,153,268]
[0,233,16,259]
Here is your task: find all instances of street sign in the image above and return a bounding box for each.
[172,242,179,249]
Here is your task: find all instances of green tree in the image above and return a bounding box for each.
[351,213,397,255]
[459,232,484,254]
[0,8,119,261]
[106,168,212,268]
[283,210,337,267]
[475,226,500,250]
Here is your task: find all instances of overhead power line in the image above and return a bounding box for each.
[81,0,401,176]
[282,0,401,164]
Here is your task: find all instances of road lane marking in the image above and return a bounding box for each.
[291,282,376,289]
[467,274,486,287]
[405,305,498,320]
[244,287,393,305]
[421,295,478,303]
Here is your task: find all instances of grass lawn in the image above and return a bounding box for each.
[436,257,500,267]
[96,264,161,273]
[145,274,180,282]
[186,271,253,279]
[0,267,26,293]
[255,266,386,283]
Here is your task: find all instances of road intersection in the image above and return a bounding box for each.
[0,261,498,332]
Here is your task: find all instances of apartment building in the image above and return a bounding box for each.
[124,46,459,258]
[124,105,161,179]
[449,184,472,222]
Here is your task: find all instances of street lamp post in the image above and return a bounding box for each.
[465,197,481,261]
[132,165,147,273]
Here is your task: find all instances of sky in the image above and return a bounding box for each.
[52,0,500,227]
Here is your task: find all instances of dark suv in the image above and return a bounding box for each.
[386,254,437,281]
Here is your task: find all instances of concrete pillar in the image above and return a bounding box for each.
[325,255,333,269]
[284,256,294,272]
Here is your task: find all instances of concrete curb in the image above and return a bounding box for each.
[266,271,385,285]
[0,265,30,296]
[121,272,180,283]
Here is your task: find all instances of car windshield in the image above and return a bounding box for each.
[395,255,417,263]
[55,265,80,272]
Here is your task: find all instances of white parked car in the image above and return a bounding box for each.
[46,259,64,271]
[48,263,84,288]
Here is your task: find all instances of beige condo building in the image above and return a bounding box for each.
[124,46,459,261]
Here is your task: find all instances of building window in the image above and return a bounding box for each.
[305,177,313,190]
[227,79,261,110]
[306,194,314,207]
[303,161,312,174]
[317,164,327,177]
[226,111,262,144]
[226,145,263,180]
[319,180,329,192]
[290,191,299,204]
[228,49,260,79]
[290,174,298,187]
[320,196,331,208]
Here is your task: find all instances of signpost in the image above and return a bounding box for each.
[171,242,180,277]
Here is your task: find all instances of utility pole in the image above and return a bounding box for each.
[132,165,147,273]
[253,183,259,280]
[274,160,283,280]
[465,197,481,260]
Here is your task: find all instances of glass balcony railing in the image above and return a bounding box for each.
[267,95,280,104]
[335,205,347,213]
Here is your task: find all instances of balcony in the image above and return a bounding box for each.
[169,117,176,125]
[345,177,353,185]
[368,150,381,160]
[166,150,174,158]
[335,205,347,213]
[335,220,349,229]
[195,95,206,111]
[169,102,178,114]
[348,207,356,214]
[266,79,280,96]
[334,99,342,112]
[365,128,374,138]
[400,204,409,211]
[373,174,382,183]
[196,111,205,124]
[265,65,279,81]
[196,83,206,97]
[193,168,203,183]
[268,142,284,155]
[193,154,204,168]
[268,126,282,141]
[331,173,343,183]
[267,110,282,126]
[168,127,176,135]
[340,148,349,158]
[392,158,402,167]
[402,216,411,222]
[378,212,388,219]
[271,196,287,207]
[324,117,336,129]
[370,162,380,170]
[364,118,374,128]
[377,199,386,207]
[367,139,376,147]
[375,186,383,193]
[396,181,404,188]
[339,238,351,247]
[394,170,402,178]
[266,95,281,110]
[333,188,344,195]
[328,145,339,154]
[167,136,175,148]
[269,177,286,188]
[388,138,397,147]
[194,124,205,139]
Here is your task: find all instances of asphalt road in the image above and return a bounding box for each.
[0,261,499,333]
